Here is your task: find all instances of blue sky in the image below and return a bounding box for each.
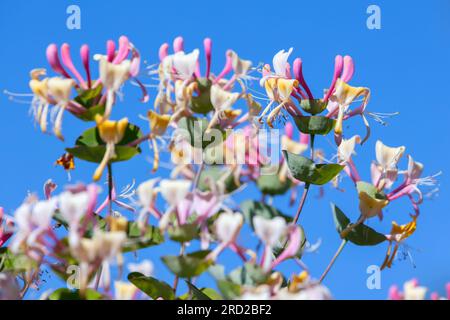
[1,0,449,299]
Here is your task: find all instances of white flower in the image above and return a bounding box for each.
[114,281,137,300]
[215,212,243,244]
[59,191,89,247]
[253,216,287,247]
[136,178,159,210]
[338,135,361,163]
[95,55,131,91]
[403,279,427,300]
[47,77,75,104]
[172,49,199,80]
[272,48,293,77]
[228,50,252,77]
[127,260,154,277]
[159,179,191,206]
[210,85,240,111]
[375,140,405,170]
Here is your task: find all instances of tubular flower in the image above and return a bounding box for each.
[93,115,129,181]
[337,135,361,184]
[207,211,245,261]
[147,110,171,172]
[386,155,440,215]
[381,215,417,270]
[329,78,370,145]
[372,140,406,189]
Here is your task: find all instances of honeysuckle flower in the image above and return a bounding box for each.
[58,191,90,248]
[29,69,51,133]
[381,215,417,270]
[114,281,138,300]
[271,225,303,270]
[386,155,439,215]
[71,229,126,292]
[127,259,154,277]
[46,77,76,140]
[136,178,160,226]
[9,197,56,255]
[207,211,244,261]
[147,111,171,171]
[358,187,389,220]
[338,135,361,183]
[403,279,428,300]
[253,216,287,271]
[172,49,200,80]
[373,140,405,189]
[93,115,129,181]
[208,84,241,130]
[159,179,192,225]
[154,37,252,124]
[329,79,370,145]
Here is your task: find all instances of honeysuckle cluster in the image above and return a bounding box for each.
[0,36,440,300]
[388,279,450,300]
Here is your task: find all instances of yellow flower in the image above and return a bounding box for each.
[148,110,171,136]
[333,78,370,142]
[358,190,389,219]
[93,115,128,181]
[381,216,417,270]
[96,114,128,145]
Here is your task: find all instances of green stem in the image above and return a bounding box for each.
[107,163,113,216]
[319,239,348,283]
[173,242,186,294]
[293,183,310,224]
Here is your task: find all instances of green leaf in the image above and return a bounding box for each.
[228,263,269,286]
[331,203,387,246]
[48,288,103,300]
[75,104,106,122]
[177,117,223,149]
[190,78,214,114]
[283,150,343,185]
[123,223,164,252]
[256,170,292,196]
[240,200,292,230]
[73,85,106,121]
[128,272,175,300]
[217,280,241,299]
[198,166,239,194]
[168,223,199,243]
[161,250,213,278]
[184,281,222,300]
[66,145,141,164]
[0,248,36,273]
[74,85,103,107]
[67,123,143,164]
[299,99,328,115]
[356,181,388,201]
[294,116,335,135]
